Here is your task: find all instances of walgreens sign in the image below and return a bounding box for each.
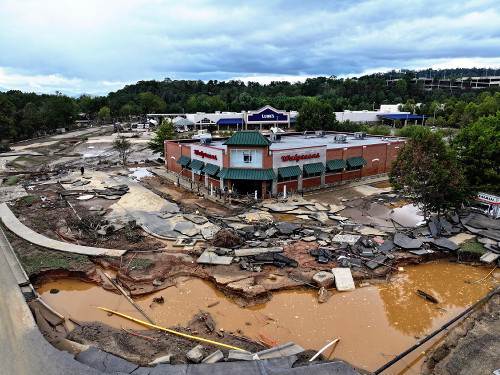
[194,149,217,160]
[281,153,320,162]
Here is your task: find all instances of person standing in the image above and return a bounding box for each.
[80,166,84,175]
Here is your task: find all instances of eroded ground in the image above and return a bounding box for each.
[1,127,499,372]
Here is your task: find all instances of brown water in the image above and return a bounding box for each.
[38,262,495,373]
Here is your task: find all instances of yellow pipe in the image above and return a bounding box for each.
[95,306,245,351]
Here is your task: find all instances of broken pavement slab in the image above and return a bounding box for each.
[234,247,283,256]
[331,268,355,291]
[480,251,500,264]
[332,234,361,245]
[255,342,305,359]
[432,238,460,251]
[197,250,233,265]
[393,233,423,249]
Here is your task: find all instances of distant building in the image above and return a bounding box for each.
[148,105,298,132]
[165,130,405,198]
[335,104,425,126]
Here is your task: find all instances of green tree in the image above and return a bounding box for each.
[147,118,175,156]
[389,129,471,218]
[138,92,165,114]
[43,95,77,130]
[97,106,111,122]
[18,102,43,140]
[0,94,16,144]
[295,100,337,131]
[112,137,132,165]
[452,113,500,191]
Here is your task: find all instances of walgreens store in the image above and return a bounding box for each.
[165,131,405,198]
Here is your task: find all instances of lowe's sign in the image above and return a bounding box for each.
[248,108,288,123]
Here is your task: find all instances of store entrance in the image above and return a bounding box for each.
[231,180,263,198]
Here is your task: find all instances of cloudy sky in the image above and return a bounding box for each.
[1,0,500,95]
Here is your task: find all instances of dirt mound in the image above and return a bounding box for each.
[211,229,242,248]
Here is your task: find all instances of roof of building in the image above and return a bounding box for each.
[326,159,348,170]
[346,156,367,167]
[278,165,302,178]
[177,155,191,166]
[223,131,271,146]
[174,118,195,126]
[303,162,326,174]
[188,159,204,171]
[218,168,276,180]
[202,163,220,176]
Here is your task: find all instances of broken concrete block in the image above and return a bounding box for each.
[201,349,224,364]
[227,349,254,361]
[234,247,283,257]
[89,205,104,211]
[313,271,335,288]
[331,268,355,291]
[186,345,204,363]
[393,233,423,249]
[255,342,305,359]
[365,255,388,270]
[309,211,329,222]
[480,251,500,264]
[432,238,460,251]
[148,354,172,365]
[332,234,361,244]
[378,240,395,252]
[275,222,300,235]
[197,250,233,265]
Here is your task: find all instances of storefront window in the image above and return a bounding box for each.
[303,171,322,178]
[326,168,343,175]
[346,165,362,172]
[278,175,298,182]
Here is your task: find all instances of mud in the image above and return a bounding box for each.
[38,263,495,372]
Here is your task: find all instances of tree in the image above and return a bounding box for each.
[18,102,43,140]
[147,118,175,156]
[452,113,500,191]
[112,137,132,165]
[0,94,16,145]
[389,129,471,218]
[138,92,165,114]
[295,100,337,131]
[97,106,111,122]
[43,95,77,130]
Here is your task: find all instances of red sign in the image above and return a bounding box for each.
[194,149,217,160]
[281,153,320,162]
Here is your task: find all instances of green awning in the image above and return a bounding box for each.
[326,159,347,171]
[217,168,276,180]
[303,162,326,174]
[176,155,191,166]
[188,159,204,171]
[278,165,302,178]
[202,163,220,176]
[346,156,367,167]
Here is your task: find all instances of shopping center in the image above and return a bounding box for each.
[165,130,405,198]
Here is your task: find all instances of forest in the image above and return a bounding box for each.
[1,67,500,144]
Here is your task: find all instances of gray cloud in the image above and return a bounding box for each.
[1,0,500,94]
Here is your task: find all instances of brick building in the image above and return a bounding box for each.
[164,131,405,198]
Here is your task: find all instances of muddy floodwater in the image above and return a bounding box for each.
[38,262,495,373]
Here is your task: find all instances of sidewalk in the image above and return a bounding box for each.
[0,203,126,257]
